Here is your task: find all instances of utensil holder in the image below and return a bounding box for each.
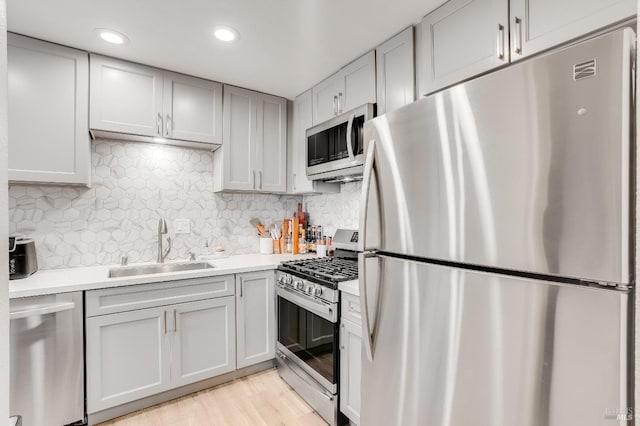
[260,237,273,255]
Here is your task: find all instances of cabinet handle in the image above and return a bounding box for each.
[333,96,338,115]
[258,171,263,189]
[340,323,345,350]
[157,113,163,136]
[173,309,177,332]
[165,114,171,137]
[164,310,168,334]
[252,171,256,189]
[514,17,522,54]
[338,92,343,114]
[293,173,296,191]
[496,24,505,60]
[240,277,244,298]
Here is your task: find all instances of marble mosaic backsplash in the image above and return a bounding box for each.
[9,140,301,269]
[303,182,362,237]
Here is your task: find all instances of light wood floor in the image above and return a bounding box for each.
[97,369,328,426]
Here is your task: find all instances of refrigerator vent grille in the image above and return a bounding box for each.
[573,59,596,80]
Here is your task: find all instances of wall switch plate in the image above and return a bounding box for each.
[174,219,191,234]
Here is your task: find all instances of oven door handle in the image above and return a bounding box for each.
[278,352,334,401]
[276,286,337,323]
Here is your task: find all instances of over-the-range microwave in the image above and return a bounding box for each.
[305,103,375,182]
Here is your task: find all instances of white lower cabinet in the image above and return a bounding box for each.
[86,277,236,414]
[236,271,275,368]
[340,292,362,425]
[86,305,172,412]
[171,297,237,387]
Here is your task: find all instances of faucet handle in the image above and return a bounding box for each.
[120,255,128,266]
[188,251,196,261]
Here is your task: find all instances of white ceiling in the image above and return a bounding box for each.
[7,0,446,99]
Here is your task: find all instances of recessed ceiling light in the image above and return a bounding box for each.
[213,26,239,42]
[94,28,130,45]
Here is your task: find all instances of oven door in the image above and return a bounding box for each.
[276,286,338,393]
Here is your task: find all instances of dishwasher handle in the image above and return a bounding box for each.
[10,301,76,320]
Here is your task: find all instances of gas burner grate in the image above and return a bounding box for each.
[279,257,359,283]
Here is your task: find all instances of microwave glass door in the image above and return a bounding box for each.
[307,115,364,168]
[277,296,338,385]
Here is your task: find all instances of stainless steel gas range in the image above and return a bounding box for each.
[275,229,359,426]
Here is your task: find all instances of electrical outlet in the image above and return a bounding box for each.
[174,219,191,234]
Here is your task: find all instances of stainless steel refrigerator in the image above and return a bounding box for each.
[359,28,634,426]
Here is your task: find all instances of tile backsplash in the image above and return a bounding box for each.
[9,140,301,269]
[303,182,362,237]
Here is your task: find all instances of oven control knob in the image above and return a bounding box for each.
[313,286,323,297]
[278,275,286,284]
[285,276,293,285]
[295,280,304,290]
[305,284,314,294]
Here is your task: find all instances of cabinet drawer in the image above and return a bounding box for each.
[86,275,234,317]
[341,292,361,324]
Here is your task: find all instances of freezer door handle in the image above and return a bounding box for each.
[359,251,378,362]
[359,139,376,252]
[9,301,75,320]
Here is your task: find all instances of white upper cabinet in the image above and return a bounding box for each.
[420,0,508,96]
[90,56,163,137]
[162,71,223,144]
[341,50,376,112]
[8,34,90,185]
[419,0,635,96]
[509,0,636,60]
[90,55,222,147]
[312,51,376,125]
[288,90,339,194]
[376,27,415,114]
[257,93,287,192]
[214,85,287,193]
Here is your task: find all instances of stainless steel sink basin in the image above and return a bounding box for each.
[108,262,215,278]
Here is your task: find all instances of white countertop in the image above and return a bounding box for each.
[9,253,311,299]
[339,279,360,297]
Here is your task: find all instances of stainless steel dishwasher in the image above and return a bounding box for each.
[10,291,84,426]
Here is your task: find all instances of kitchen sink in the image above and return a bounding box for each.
[108,262,215,278]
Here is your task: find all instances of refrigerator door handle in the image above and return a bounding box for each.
[359,251,378,362]
[359,139,376,252]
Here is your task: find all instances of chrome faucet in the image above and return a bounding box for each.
[157,218,172,263]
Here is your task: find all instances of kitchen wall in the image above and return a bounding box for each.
[303,182,362,237]
[9,139,301,269]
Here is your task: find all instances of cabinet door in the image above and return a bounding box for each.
[376,28,415,115]
[510,0,635,60]
[341,50,377,112]
[420,0,508,96]
[219,85,257,191]
[171,297,236,387]
[257,94,287,193]
[236,271,275,368]
[7,34,90,185]
[291,90,313,193]
[163,72,223,144]
[86,306,171,413]
[312,74,344,125]
[90,55,164,137]
[340,319,362,424]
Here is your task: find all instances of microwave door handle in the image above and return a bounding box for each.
[346,113,356,162]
